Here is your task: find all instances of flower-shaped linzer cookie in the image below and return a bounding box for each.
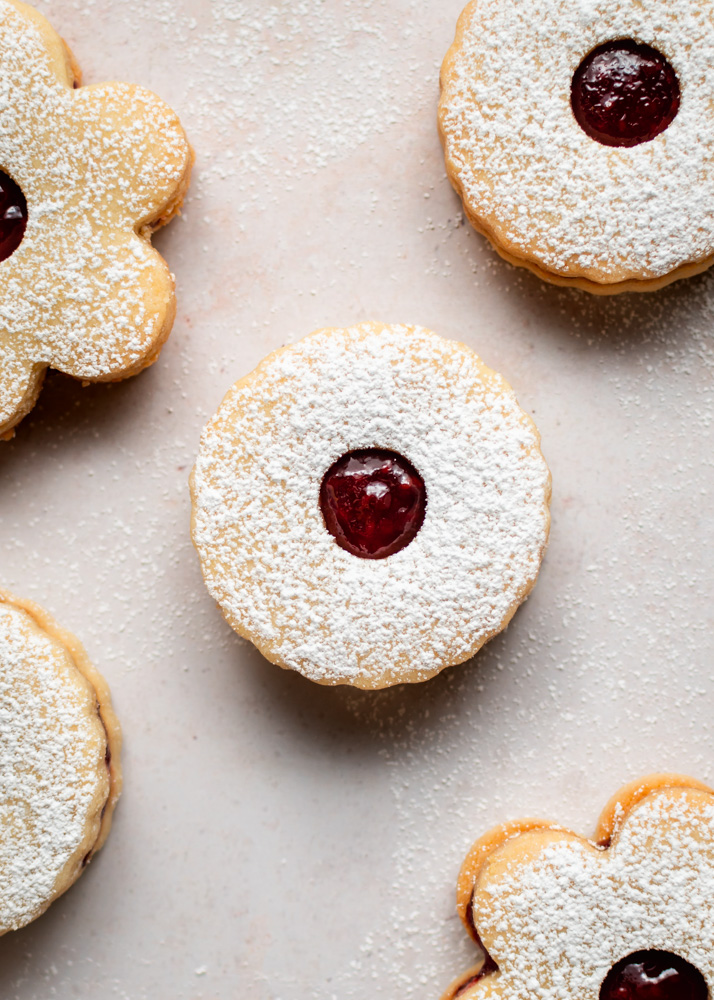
[442,775,714,1000]
[0,0,192,439]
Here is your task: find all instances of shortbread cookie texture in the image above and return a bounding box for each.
[443,775,714,1000]
[190,322,551,690]
[0,0,192,439]
[439,0,714,293]
[0,590,121,933]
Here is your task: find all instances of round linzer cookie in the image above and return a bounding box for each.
[190,322,551,690]
[443,774,714,1000]
[0,0,193,439]
[0,590,121,933]
[439,0,714,293]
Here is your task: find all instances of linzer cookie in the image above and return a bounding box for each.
[0,0,192,439]
[0,590,121,933]
[443,775,714,1000]
[439,0,714,293]
[190,322,551,690]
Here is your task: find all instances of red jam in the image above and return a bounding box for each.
[571,40,680,147]
[0,170,26,261]
[454,973,482,998]
[454,955,498,997]
[600,951,707,1000]
[319,449,427,559]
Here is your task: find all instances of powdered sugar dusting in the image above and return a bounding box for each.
[440,0,714,282]
[0,601,107,932]
[191,323,550,687]
[0,0,191,435]
[470,789,714,997]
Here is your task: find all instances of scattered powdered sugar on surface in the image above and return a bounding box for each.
[0,603,105,932]
[440,0,714,280]
[0,0,190,430]
[471,791,714,997]
[191,324,550,685]
[112,0,434,184]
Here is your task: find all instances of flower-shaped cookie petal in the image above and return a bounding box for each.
[443,775,714,1000]
[0,0,192,438]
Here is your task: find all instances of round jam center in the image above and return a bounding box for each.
[0,170,26,261]
[319,449,427,559]
[571,40,680,147]
[600,951,708,1000]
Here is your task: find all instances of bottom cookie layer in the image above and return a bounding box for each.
[445,169,714,294]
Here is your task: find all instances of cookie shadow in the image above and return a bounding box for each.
[0,366,164,481]
[234,618,513,757]
[0,854,112,980]
[511,263,714,352]
[443,185,714,355]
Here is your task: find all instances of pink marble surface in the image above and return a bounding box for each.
[1,1,714,997]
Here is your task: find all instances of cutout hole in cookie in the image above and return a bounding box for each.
[571,40,680,147]
[599,950,707,1000]
[319,448,427,559]
[0,169,27,261]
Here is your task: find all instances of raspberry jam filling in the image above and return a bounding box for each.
[599,951,707,1000]
[571,40,680,147]
[454,955,498,997]
[319,449,427,559]
[0,170,26,261]
[454,972,484,998]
